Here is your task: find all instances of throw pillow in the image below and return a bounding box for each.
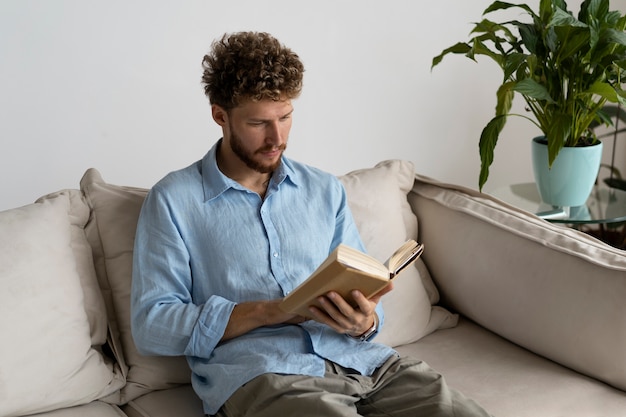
[0,193,124,416]
[35,190,110,348]
[339,160,457,347]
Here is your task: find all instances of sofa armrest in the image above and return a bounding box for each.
[409,174,626,391]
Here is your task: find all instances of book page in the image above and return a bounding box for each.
[384,240,424,277]
[336,245,389,278]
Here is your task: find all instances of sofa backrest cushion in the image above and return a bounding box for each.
[410,174,626,392]
[0,191,124,416]
[81,169,190,404]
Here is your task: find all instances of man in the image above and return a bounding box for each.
[131,31,490,417]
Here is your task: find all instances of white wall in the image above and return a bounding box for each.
[1,0,625,211]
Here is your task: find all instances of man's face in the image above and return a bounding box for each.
[223,99,293,174]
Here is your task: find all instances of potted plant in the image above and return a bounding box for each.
[432,0,626,206]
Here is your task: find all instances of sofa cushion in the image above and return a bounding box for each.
[26,402,128,417]
[410,174,626,392]
[0,193,124,416]
[122,385,204,417]
[339,160,457,346]
[398,318,626,417]
[81,169,190,404]
[34,190,110,349]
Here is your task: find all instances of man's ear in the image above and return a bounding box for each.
[211,104,228,127]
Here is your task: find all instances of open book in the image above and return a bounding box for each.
[279,239,424,317]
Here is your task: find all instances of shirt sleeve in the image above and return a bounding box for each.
[130,187,234,358]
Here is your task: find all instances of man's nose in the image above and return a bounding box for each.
[265,121,283,145]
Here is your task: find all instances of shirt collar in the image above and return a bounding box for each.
[201,139,300,202]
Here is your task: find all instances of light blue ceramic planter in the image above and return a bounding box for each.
[531,136,603,207]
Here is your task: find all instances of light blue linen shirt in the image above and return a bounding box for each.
[131,140,396,415]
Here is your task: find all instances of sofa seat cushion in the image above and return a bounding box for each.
[397,318,626,417]
[24,402,128,417]
[127,319,626,417]
[0,193,124,416]
[122,385,204,417]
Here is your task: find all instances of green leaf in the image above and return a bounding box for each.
[553,26,590,60]
[547,113,571,163]
[515,22,540,54]
[484,1,536,19]
[581,0,610,23]
[553,0,567,10]
[513,78,555,103]
[471,18,517,41]
[549,7,588,28]
[478,115,508,190]
[545,26,559,53]
[470,37,504,66]
[472,18,522,48]
[496,81,515,116]
[588,82,626,106]
[588,81,618,100]
[431,42,471,68]
[477,81,516,190]
[592,107,613,128]
[604,28,626,46]
[503,52,527,80]
[539,0,553,22]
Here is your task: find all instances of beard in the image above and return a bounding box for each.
[228,129,287,174]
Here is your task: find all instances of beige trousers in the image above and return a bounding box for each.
[213,356,491,417]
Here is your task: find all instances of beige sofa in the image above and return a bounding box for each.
[1,160,625,417]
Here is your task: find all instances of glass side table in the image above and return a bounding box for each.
[491,182,626,249]
[491,183,626,249]
[491,182,626,225]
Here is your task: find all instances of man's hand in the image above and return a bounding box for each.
[307,282,394,338]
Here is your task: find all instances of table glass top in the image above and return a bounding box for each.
[490,183,626,224]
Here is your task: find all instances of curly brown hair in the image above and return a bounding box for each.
[201,32,305,110]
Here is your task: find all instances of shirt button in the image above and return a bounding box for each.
[273,252,279,258]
